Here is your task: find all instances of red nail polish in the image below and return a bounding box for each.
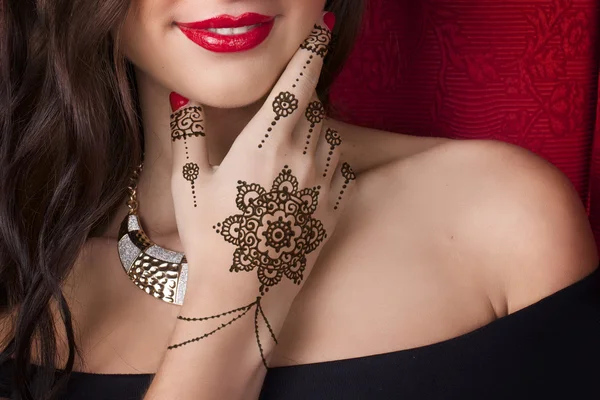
[323,12,336,31]
[169,92,189,112]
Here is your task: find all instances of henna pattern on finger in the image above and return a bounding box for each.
[182,163,200,182]
[323,128,342,177]
[300,24,332,58]
[335,162,356,210]
[170,106,205,141]
[213,166,327,295]
[171,106,205,207]
[304,101,326,154]
[183,162,200,207]
[293,24,332,89]
[260,92,299,148]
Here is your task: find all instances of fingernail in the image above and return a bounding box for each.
[169,92,189,112]
[323,12,336,31]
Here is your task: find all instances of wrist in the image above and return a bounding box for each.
[148,311,268,400]
[167,294,281,372]
[166,251,301,379]
[181,259,297,314]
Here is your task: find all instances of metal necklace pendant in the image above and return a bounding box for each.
[117,165,188,305]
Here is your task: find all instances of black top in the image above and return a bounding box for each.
[1,268,600,399]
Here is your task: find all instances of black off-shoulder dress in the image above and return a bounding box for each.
[1,268,599,399]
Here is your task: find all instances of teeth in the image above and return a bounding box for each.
[207,24,260,35]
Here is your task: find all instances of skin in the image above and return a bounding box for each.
[2,0,598,397]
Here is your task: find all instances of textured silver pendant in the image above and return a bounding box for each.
[117,213,188,305]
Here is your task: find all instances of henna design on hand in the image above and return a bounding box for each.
[293,25,332,89]
[257,301,278,345]
[253,298,279,368]
[300,24,332,58]
[304,101,326,154]
[170,296,278,368]
[168,299,257,350]
[254,304,266,367]
[323,128,342,177]
[260,92,299,148]
[214,166,327,295]
[182,163,199,182]
[170,106,205,141]
[169,167,331,367]
[335,162,356,210]
[182,162,200,207]
[171,106,205,207]
[177,300,257,322]
[273,92,299,118]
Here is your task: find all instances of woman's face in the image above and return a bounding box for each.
[120,0,327,108]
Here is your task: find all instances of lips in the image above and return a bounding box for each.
[177,13,275,53]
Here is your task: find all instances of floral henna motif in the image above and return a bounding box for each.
[214,166,327,295]
[323,128,342,177]
[182,162,200,207]
[170,166,329,368]
[306,101,325,125]
[273,92,299,118]
[259,92,299,149]
[303,101,326,154]
[326,128,342,146]
[183,163,199,182]
[335,162,356,210]
[171,106,204,207]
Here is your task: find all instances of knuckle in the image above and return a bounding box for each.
[259,136,291,163]
[295,79,315,98]
[301,71,320,91]
[298,163,316,186]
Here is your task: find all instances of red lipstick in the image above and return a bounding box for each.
[177,13,275,53]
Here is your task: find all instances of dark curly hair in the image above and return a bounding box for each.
[0,0,364,398]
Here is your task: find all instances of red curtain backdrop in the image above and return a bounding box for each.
[331,0,600,246]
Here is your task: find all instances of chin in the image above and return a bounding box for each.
[133,45,287,110]
[181,74,276,109]
[170,42,290,109]
[133,60,281,110]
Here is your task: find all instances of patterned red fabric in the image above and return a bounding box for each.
[330,0,600,244]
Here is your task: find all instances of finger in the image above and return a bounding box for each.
[315,125,343,182]
[170,92,210,208]
[247,12,335,150]
[293,94,326,156]
[329,160,356,212]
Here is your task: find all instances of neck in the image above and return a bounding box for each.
[127,70,265,243]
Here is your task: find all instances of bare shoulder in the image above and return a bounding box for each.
[352,133,599,313]
[274,123,599,366]
[410,138,599,313]
[352,130,598,308]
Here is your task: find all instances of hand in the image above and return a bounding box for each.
[169,13,353,306]
[144,13,351,399]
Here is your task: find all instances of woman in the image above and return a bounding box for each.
[1,0,599,399]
